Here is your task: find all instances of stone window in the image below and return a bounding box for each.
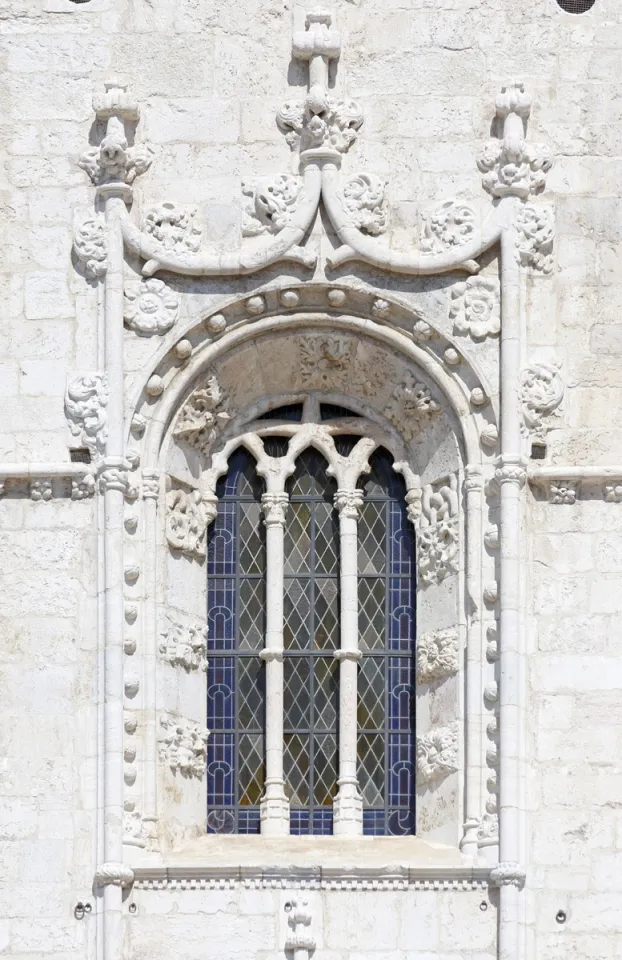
[203,405,417,837]
[555,0,596,12]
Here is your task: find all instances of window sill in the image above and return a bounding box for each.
[129,836,492,891]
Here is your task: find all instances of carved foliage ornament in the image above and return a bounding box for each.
[416,628,459,684]
[159,617,208,672]
[277,93,363,157]
[384,372,441,442]
[159,714,209,779]
[450,276,500,341]
[420,201,477,256]
[144,201,202,254]
[521,360,564,440]
[417,724,459,784]
[300,336,355,388]
[411,474,459,587]
[74,216,107,279]
[242,174,303,237]
[124,278,179,336]
[341,174,387,236]
[516,204,554,274]
[173,376,231,457]
[166,488,216,558]
[65,373,108,457]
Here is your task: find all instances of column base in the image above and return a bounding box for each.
[260,787,290,836]
[333,781,363,836]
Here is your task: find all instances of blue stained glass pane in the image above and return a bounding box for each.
[290,810,310,835]
[388,659,413,731]
[238,808,261,834]
[207,658,235,728]
[207,503,236,574]
[389,501,415,576]
[387,809,415,836]
[207,733,235,805]
[312,809,334,835]
[207,579,235,649]
[207,809,235,834]
[388,734,414,808]
[363,809,386,836]
[388,579,415,651]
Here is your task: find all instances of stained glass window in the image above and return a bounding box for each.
[357,449,417,836]
[205,441,416,837]
[206,448,266,834]
[284,450,340,835]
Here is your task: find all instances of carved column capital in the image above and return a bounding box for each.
[334,488,364,519]
[99,457,130,494]
[489,861,526,889]
[494,456,527,489]
[94,861,135,889]
[261,492,289,527]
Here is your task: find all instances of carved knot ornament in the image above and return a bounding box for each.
[478,83,552,200]
[415,475,459,586]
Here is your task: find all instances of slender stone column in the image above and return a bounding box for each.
[461,464,484,858]
[140,470,160,843]
[259,492,290,835]
[333,488,364,836]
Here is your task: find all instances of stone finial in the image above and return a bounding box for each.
[478,82,552,200]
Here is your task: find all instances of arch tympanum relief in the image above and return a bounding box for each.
[65,9,566,960]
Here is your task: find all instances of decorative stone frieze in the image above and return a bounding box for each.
[478,83,552,199]
[159,616,208,672]
[420,201,477,256]
[450,276,500,341]
[416,628,459,684]
[520,360,564,440]
[165,488,216,558]
[65,373,108,458]
[549,480,578,505]
[604,483,622,503]
[124,278,179,336]
[30,478,52,502]
[242,174,302,236]
[159,715,209,779]
[341,174,387,236]
[173,376,230,457]
[144,202,202,253]
[384,372,441,441]
[71,474,96,501]
[515,204,554,274]
[73,216,107,279]
[417,724,459,784]
[413,474,459,586]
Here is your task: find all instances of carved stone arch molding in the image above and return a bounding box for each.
[119,287,500,863]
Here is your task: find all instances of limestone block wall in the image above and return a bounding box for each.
[0,0,621,958]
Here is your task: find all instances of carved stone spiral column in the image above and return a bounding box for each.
[259,492,290,835]
[333,488,364,835]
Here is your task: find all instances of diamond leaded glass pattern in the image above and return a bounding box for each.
[207,449,266,833]
[284,450,339,834]
[356,449,416,835]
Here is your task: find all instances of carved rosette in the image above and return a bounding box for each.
[341,173,387,236]
[166,488,216,558]
[416,628,459,684]
[173,376,231,458]
[416,724,459,784]
[521,360,564,440]
[516,204,554,274]
[159,714,209,779]
[242,174,302,236]
[384,372,441,442]
[74,216,107,279]
[124,278,179,336]
[65,373,108,458]
[450,276,500,341]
